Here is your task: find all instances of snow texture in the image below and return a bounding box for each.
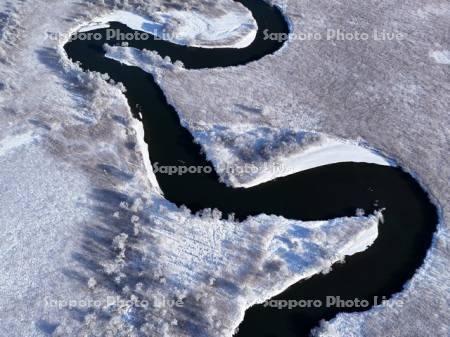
[0,0,386,336]
[0,0,448,335]
[430,50,450,65]
[80,3,257,48]
[130,0,449,335]
[105,45,392,188]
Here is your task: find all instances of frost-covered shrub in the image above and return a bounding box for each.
[217,127,323,163]
[193,124,326,185]
[113,233,128,251]
[87,277,97,290]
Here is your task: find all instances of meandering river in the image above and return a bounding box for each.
[64,1,437,336]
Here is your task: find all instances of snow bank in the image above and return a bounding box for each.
[239,138,390,188]
[202,133,391,189]
[193,125,391,188]
[129,116,163,195]
[79,5,258,49]
[430,50,450,65]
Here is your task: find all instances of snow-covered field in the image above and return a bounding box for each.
[139,0,449,335]
[0,0,383,336]
[0,0,448,337]
[108,0,449,335]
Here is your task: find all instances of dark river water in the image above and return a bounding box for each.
[64,1,438,336]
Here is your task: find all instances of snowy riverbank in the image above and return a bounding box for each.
[79,5,257,49]
[104,1,449,336]
[236,139,390,188]
[104,45,391,188]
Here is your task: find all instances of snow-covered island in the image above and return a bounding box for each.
[0,0,448,337]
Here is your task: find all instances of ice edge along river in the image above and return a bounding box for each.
[216,138,392,189]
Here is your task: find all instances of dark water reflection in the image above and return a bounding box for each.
[64,1,437,335]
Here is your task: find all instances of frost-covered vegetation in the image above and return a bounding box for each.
[79,0,257,48]
[0,0,448,336]
[0,0,381,336]
[50,194,381,337]
[133,0,450,335]
[106,45,390,187]
[106,0,449,335]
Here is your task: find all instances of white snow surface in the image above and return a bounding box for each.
[0,141,95,337]
[0,130,36,157]
[430,50,450,64]
[81,6,258,49]
[1,0,448,336]
[312,227,450,337]
[122,201,381,337]
[0,0,385,336]
[251,139,390,188]
[130,116,163,195]
[195,128,391,188]
[139,0,450,336]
